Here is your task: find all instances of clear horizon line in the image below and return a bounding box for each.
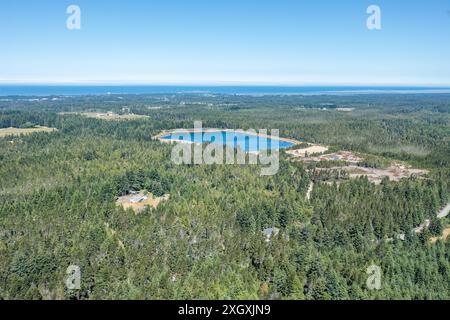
[1,80,450,88]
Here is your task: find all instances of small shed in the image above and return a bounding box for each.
[263,227,280,242]
[129,196,148,203]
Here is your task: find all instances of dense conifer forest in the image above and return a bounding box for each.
[0,93,449,299]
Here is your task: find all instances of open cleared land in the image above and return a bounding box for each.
[292,150,363,164]
[313,164,428,184]
[0,126,57,137]
[116,191,170,213]
[286,144,329,157]
[288,145,427,184]
[60,111,149,121]
[431,227,450,243]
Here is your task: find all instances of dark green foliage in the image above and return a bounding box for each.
[0,93,449,300]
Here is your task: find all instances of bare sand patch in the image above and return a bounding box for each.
[289,144,427,184]
[0,126,57,138]
[289,147,363,165]
[313,164,428,184]
[348,165,428,184]
[431,227,450,243]
[313,151,363,163]
[286,144,329,157]
[116,191,170,213]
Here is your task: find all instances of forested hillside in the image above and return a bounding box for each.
[0,93,449,299]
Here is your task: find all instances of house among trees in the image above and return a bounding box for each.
[129,195,148,203]
[263,227,280,242]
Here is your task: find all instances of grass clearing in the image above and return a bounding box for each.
[0,126,57,138]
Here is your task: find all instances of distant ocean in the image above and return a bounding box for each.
[1,85,450,96]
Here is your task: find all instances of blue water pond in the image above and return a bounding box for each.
[160,130,295,152]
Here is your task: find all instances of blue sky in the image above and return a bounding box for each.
[0,0,449,85]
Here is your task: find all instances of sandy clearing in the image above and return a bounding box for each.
[348,166,428,184]
[116,191,170,213]
[286,145,329,157]
[313,165,428,184]
[298,151,363,163]
[431,227,450,243]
